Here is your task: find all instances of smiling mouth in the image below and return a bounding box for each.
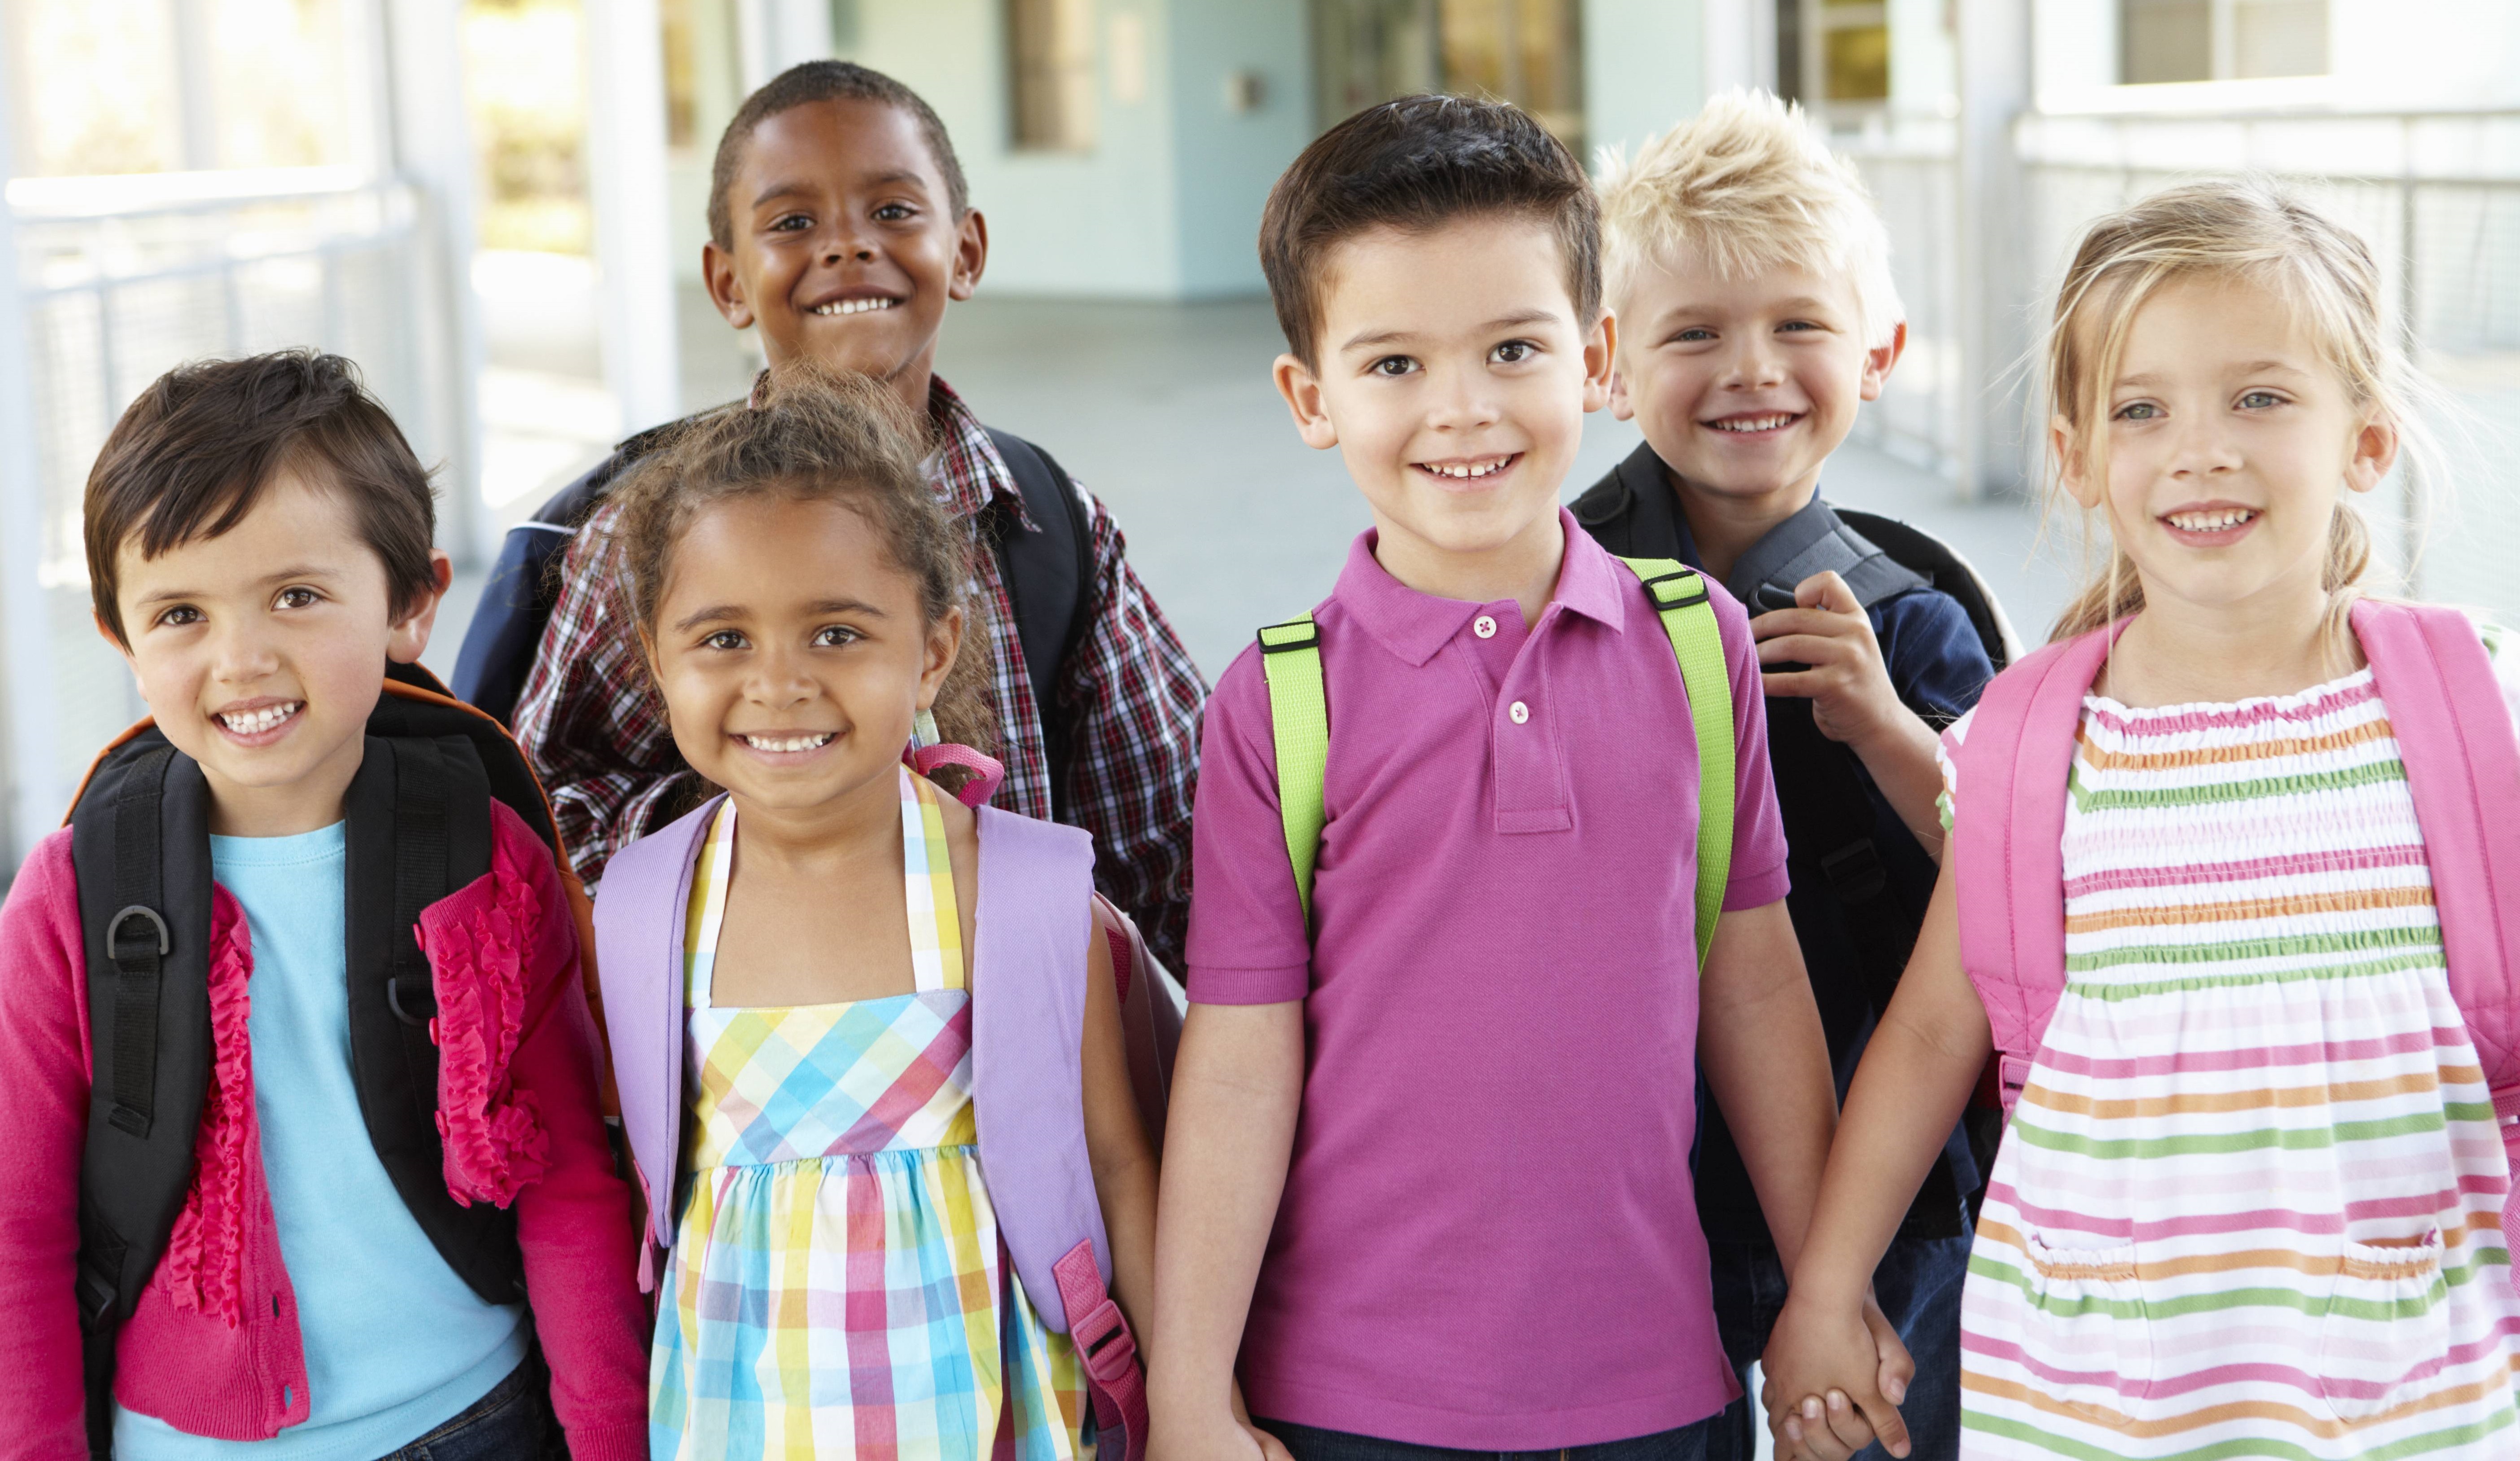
[812,297,899,317]
[738,732,836,753]
[2165,507,2260,532]
[1705,412,1802,434]
[1413,453,1518,481]
[216,702,302,736]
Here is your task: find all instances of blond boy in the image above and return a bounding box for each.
[1571,89,2003,1461]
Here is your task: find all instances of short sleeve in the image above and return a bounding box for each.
[1710,579,1792,912]
[1182,647,1314,1005]
[1874,588,1997,726]
[1936,706,1981,834]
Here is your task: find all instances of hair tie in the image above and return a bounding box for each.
[905,742,1004,807]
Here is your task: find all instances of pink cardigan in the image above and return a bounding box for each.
[0,802,647,1461]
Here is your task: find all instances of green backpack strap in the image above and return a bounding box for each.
[1257,615,1329,921]
[1254,565,1735,964]
[1616,557,1736,965]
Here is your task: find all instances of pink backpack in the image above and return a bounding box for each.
[592,794,1162,1461]
[1954,598,2520,1279]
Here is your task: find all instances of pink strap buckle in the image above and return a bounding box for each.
[1997,1054,2033,1118]
[906,744,1005,807]
[1051,1239,1147,1461]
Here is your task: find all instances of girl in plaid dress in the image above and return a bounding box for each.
[601,376,1162,1461]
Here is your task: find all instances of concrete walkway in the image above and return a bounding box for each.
[428,294,2072,686]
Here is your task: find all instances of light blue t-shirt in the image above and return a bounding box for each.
[117,822,527,1460]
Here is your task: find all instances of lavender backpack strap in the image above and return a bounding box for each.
[970,807,1147,1461]
[1955,623,2121,1116]
[2352,600,2520,1286]
[590,794,723,1285]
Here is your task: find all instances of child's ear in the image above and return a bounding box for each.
[703,240,754,330]
[947,208,989,302]
[385,549,455,666]
[95,610,138,676]
[1581,309,1617,414]
[1273,353,1340,451]
[916,605,965,710]
[2051,414,2103,509]
[1859,320,1908,402]
[2344,412,2398,496]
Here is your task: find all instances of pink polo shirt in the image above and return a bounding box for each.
[1188,511,1791,1449]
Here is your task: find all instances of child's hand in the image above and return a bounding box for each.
[1762,1290,1913,1460]
[1751,571,1907,751]
[1149,1407,1289,1461]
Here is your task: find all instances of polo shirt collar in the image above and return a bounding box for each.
[1332,507,1629,667]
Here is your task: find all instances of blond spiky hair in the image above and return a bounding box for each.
[1596,88,1903,347]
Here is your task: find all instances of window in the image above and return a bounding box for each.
[1310,0,1584,154]
[1779,0,1889,108]
[1008,0,1097,153]
[2122,0,2328,84]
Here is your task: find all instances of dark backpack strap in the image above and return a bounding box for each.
[72,741,215,1460]
[986,429,1096,815]
[343,736,523,1305]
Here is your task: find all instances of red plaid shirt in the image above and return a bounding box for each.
[511,377,1205,967]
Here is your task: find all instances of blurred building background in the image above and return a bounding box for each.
[5,0,2520,869]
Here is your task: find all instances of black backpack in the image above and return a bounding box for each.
[451,421,1097,813]
[67,662,571,1457]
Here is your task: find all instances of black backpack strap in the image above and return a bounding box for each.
[71,741,215,1459]
[1722,496,1927,615]
[985,429,1097,816]
[342,736,523,1306]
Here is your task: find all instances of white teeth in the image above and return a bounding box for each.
[217,702,301,735]
[812,297,897,316]
[741,733,834,753]
[1710,414,1795,433]
[1422,456,1510,479]
[2167,508,2257,531]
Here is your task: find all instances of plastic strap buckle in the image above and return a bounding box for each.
[1639,568,1709,609]
[1819,838,1887,904]
[1257,621,1321,654]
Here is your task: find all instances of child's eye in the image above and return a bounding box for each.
[2238,390,2285,410]
[1489,340,1537,365]
[812,625,862,648]
[157,605,203,628]
[2113,401,2161,421]
[275,587,320,610]
[874,202,915,222]
[768,213,813,233]
[702,630,748,651]
[1370,355,1419,378]
[1672,327,1715,344]
[1778,320,1823,334]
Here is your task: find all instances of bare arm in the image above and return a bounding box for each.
[1762,860,1989,1459]
[1148,1001,1305,1461]
[1696,898,1838,1272]
[1079,924,1160,1343]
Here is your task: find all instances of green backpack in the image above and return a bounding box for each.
[1255,557,1738,965]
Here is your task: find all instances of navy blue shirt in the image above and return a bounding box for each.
[1571,450,1996,1245]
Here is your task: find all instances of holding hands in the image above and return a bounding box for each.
[1762,1290,1916,1461]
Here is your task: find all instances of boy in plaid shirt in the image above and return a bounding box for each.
[463,62,1205,965]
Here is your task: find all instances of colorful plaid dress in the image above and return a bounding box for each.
[648,770,1088,1461]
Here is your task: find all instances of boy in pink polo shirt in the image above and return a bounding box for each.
[1149,97,1913,1461]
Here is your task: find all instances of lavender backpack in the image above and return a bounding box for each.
[592,793,1161,1459]
[1955,598,2520,1287]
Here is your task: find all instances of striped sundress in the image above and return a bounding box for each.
[648,769,1088,1461]
[1940,623,2520,1458]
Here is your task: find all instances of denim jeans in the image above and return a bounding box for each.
[371,1356,558,1461]
[1700,1230,1971,1461]
[1257,1414,1718,1461]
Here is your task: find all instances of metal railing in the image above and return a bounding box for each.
[7,168,454,802]
[1832,105,2520,626]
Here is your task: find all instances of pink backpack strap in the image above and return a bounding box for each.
[2351,600,2520,1289]
[970,806,1147,1461]
[1953,622,2124,1116]
[588,793,727,1285]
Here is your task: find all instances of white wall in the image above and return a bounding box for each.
[1585,0,1707,166]
[1168,0,1311,295]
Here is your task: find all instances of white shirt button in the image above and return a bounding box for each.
[1508,700,1530,724]
[1473,614,1498,639]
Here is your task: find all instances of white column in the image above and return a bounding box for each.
[732,0,835,91]
[586,0,683,436]
[1701,0,1777,97]
[382,0,495,563]
[0,23,63,866]
[1954,0,2031,499]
